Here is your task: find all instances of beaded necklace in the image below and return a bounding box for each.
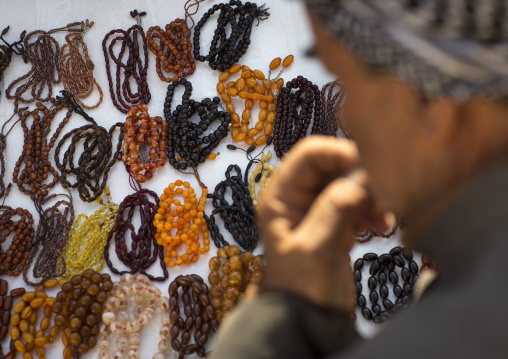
[168,275,218,358]
[0,194,35,277]
[10,278,68,359]
[319,80,345,137]
[52,270,113,358]
[55,91,124,203]
[0,26,27,95]
[23,193,74,286]
[98,274,171,359]
[5,22,84,112]
[103,10,151,114]
[105,184,168,282]
[205,165,257,251]
[273,76,323,158]
[354,247,419,323]
[208,245,264,322]
[13,98,74,200]
[165,78,230,171]
[122,104,168,183]
[0,279,26,359]
[60,20,103,110]
[193,1,270,71]
[63,187,119,277]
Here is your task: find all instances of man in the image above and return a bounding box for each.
[211,0,508,358]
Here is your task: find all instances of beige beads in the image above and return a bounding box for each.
[98,274,170,359]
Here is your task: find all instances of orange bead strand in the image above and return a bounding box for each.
[154,180,210,267]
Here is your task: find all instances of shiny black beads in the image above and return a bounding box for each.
[193,0,270,71]
[164,78,230,170]
[205,164,257,251]
[354,247,419,324]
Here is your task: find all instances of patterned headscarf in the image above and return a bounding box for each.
[306,0,508,100]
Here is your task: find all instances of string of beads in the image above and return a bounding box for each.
[63,188,119,277]
[273,76,322,158]
[105,188,169,281]
[5,22,83,111]
[248,151,275,207]
[13,99,73,200]
[0,26,27,96]
[122,104,168,183]
[99,274,171,359]
[154,180,210,267]
[0,280,26,359]
[55,91,124,203]
[60,20,104,110]
[102,10,151,114]
[10,278,67,359]
[354,247,419,323]
[52,270,113,358]
[147,18,196,83]
[193,1,270,71]
[0,203,35,277]
[319,80,345,136]
[168,275,218,358]
[208,245,264,322]
[217,62,283,146]
[23,193,74,286]
[205,165,257,251]
[164,78,230,171]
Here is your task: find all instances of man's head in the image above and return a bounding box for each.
[306,0,508,222]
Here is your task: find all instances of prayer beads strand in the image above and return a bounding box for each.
[63,188,119,277]
[98,274,170,359]
[60,20,104,110]
[154,180,210,267]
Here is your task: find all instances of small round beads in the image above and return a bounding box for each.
[208,245,264,322]
[154,180,210,267]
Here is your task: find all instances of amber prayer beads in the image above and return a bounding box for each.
[0,280,26,359]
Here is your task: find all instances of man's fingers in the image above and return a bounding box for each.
[288,171,370,253]
[259,136,360,228]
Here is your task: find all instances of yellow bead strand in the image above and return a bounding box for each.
[249,151,276,207]
[63,187,119,277]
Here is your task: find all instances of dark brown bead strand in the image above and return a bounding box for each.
[12,99,73,200]
[319,80,345,137]
[273,76,322,158]
[102,10,151,114]
[105,188,169,281]
[168,274,218,358]
[0,205,35,277]
[5,22,83,112]
[0,26,27,97]
[355,220,399,244]
[55,92,124,203]
[53,269,113,358]
[354,247,419,323]
[22,193,74,286]
[0,279,26,359]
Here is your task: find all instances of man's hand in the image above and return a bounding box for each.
[258,136,390,310]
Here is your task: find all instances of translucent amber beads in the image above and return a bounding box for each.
[63,188,119,277]
[154,180,210,267]
[208,245,264,322]
[122,104,168,183]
